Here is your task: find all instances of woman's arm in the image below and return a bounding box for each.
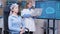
[8,16,20,31]
[21,9,31,18]
[22,14,31,18]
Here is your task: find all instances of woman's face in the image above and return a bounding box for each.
[27,2,32,8]
[13,5,19,14]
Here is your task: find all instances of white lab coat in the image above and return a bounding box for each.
[21,9,36,32]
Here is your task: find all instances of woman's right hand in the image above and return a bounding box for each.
[20,28,25,34]
[20,31,23,34]
[22,14,31,18]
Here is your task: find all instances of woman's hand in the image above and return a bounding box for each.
[20,31,23,34]
[22,14,31,18]
[20,28,25,34]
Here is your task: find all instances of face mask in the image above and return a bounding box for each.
[29,8,31,10]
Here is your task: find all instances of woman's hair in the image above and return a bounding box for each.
[10,3,19,15]
[25,2,32,8]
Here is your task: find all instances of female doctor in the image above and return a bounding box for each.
[21,2,36,34]
[8,3,25,34]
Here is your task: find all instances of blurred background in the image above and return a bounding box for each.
[0,0,60,34]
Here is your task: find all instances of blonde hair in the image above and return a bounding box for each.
[10,3,18,10]
[10,3,18,15]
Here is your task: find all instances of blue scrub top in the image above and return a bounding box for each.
[8,14,25,32]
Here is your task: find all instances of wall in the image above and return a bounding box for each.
[0,0,6,16]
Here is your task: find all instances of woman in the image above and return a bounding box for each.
[8,3,25,34]
[21,2,36,34]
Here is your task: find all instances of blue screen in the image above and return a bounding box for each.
[21,1,26,8]
[35,1,60,19]
[56,2,60,19]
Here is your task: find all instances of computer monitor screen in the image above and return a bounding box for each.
[35,1,60,19]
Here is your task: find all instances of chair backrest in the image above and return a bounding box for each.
[0,28,2,34]
[4,8,10,34]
